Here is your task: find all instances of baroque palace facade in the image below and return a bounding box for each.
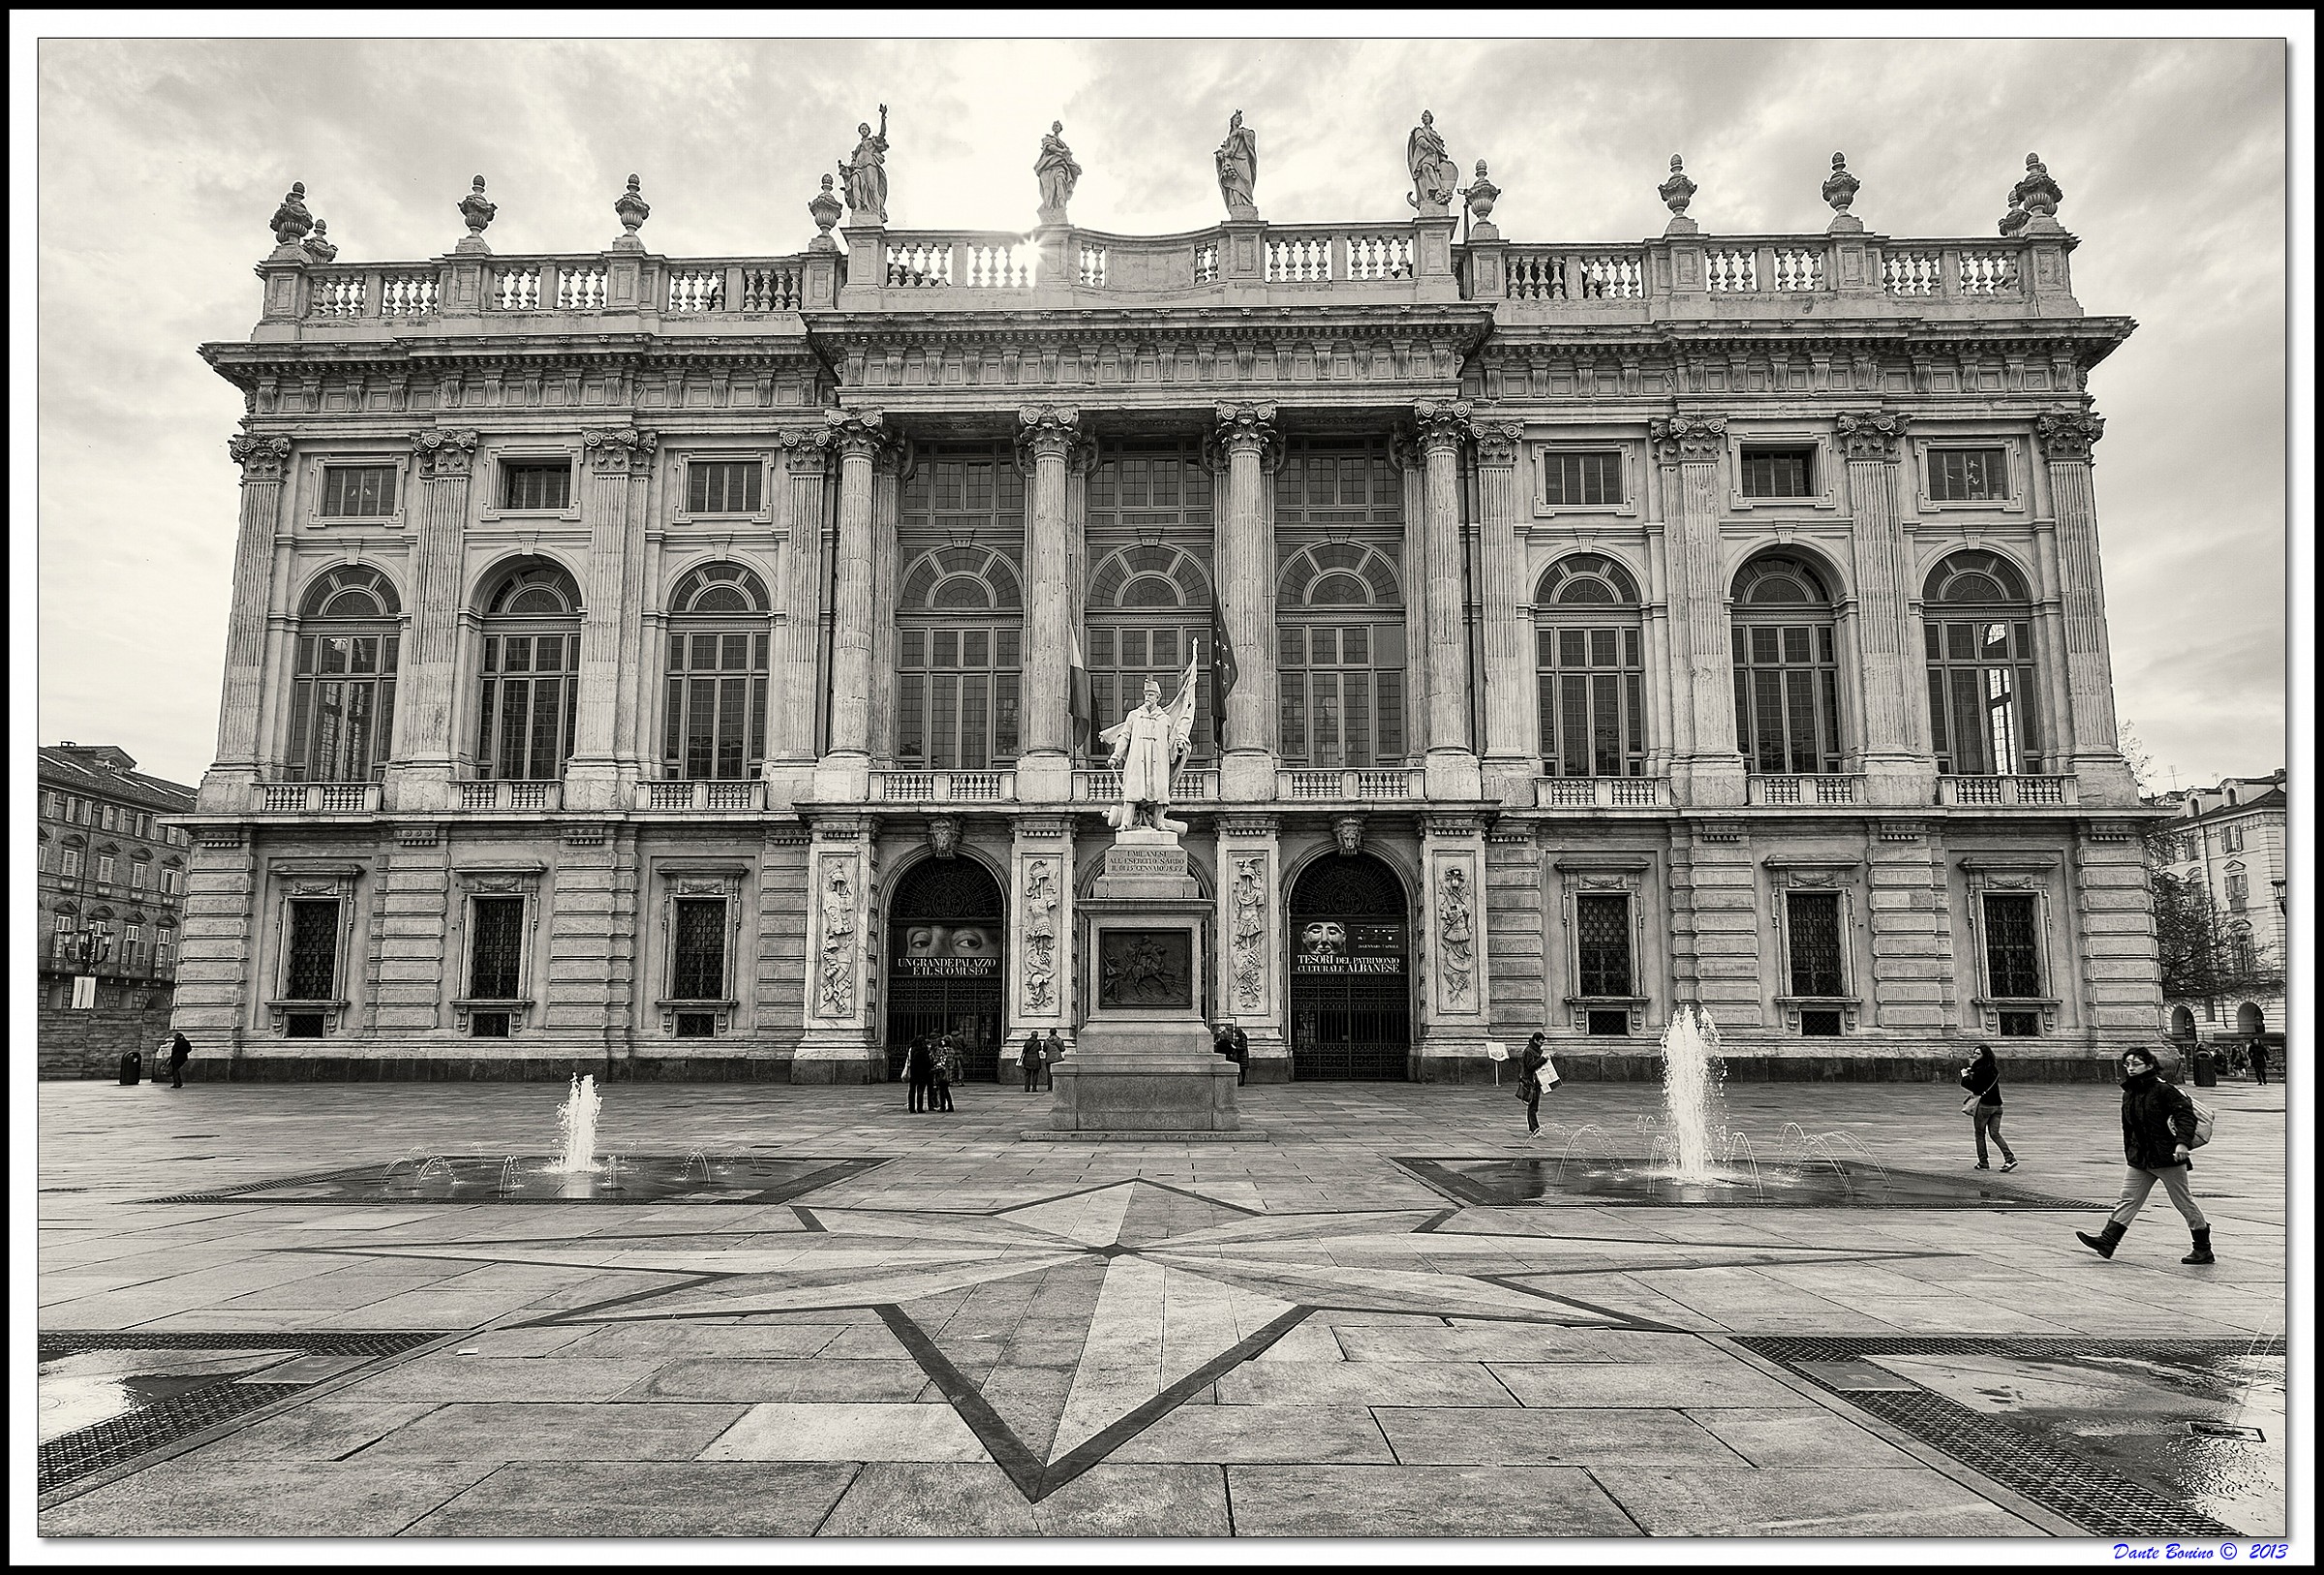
[174,126,2159,1081]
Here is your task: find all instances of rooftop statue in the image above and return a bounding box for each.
[1034,120,1082,225]
[1214,110,1259,221]
[1406,110,1460,215]
[840,104,891,225]
[1100,653,1201,835]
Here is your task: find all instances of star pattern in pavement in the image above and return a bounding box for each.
[313,1177,1944,1501]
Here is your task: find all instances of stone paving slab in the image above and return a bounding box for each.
[354,1401,747,1462]
[39,1459,505,1537]
[405,1461,861,1537]
[1586,1464,2045,1536]
[1223,1464,1641,1536]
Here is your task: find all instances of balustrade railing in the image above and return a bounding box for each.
[1345,232,1415,280]
[1279,767,1421,802]
[1882,249,1943,296]
[739,262,802,311]
[1956,249,2020,295]
[1193,240,1219,284]
[488,264,543,311]
[557,264,606,311]
[258,783,380,814]
[379,271,440,317]
[637,780,766,811]
[873,769,1016,803]
[1504,249,1648,301]
[1769,245,1824,293]
[1748,773,1864,806]
[1077,245,1108,287]
[665,267,724,312]
[308,273,367,317]
[459,780,560,811]
[1704,247,1758,293]
[1266,232,1333,283]
[1535,776,1671,809]
[1939,774,2077,807]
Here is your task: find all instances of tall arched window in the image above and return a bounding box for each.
[896,545,1023,770]
[1731,553,1843,774]
[1276,541,1407,767]
[286,566,402,782]
[475,560,582,781]
[1086,542,1215,762]
[1923,551,2041,777]
[662,562,772,780]
[1535,554,1646,778]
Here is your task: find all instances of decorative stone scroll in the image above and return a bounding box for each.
[410,428,478,480]
[1471,418,1524,468]
[228,434,293,483]
[1016,403,1082,467]
[1208,400,1281,471]
[2034,410,2105,463]
[815,856,858,1018]
[1230,855,1267,1012]
[584,426,659,475]
[1022,857,1060,1013]
[1436,863,1477,1010]
[1835,410,1909,462]
[1648,414,1727,463]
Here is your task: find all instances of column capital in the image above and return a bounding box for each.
[1834,410,1910,463]
[1648,414,1728,464]
[825,406,889,460]
[2034,409,2105,463]
[583,426,660,475]
[1218,813,1281,840]
[1212,400,1279,456]
[780,426,833,474]
[1472,417,1525,468]
[409,428,478,480]
[1412,398,1475,454]
[227,433,293,483]
[1016,403,1082,459]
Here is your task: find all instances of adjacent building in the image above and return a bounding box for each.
[171,127,2163,1081]
[2155,770,2287,1062]
[38,744,198,1011]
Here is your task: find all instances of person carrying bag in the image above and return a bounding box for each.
[1958,1044,2017,1171]
[1515,1032,1557,1136]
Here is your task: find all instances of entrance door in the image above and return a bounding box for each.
[885,858,1006,1083]
[1288,852,1411,1080]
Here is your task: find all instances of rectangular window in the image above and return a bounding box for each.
[60,847,82,878]
[321,465,398,516]
[130,861,148,889]
[289,632,399,782]
[470,1010,511,1038]
[1926,619,2040,776]
[672,898,726,1000]
[1786,891,1846,997]
[2226,873,2248,911]
[1928,448,2008,503]
[95,854,116,884]
[1536,626,1646,777]
[284,899,340,1000]
[1800,1009,1844,1037]
[468,896,527,999]
[895,625,1023,770]
[1543,451,1623,508]
[1733,623,1843,773]
[501,461,572,511]
[687,460,762,515]
[156,940,174,971]
[477,633,577,781]
[1575,893,1634,997]
[1982,892,2043,1000]
[1277,621,1406,767]
[1741,448,1814,499]
[162,868,181,896]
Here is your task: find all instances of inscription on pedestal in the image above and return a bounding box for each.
[1107,848,1187,878]
[1097,929,1193,1009]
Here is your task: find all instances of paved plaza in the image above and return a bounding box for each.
[34,1075,2287,1541]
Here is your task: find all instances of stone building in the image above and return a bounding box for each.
[2156,771,2287,1063]
[173,129,2161,1081]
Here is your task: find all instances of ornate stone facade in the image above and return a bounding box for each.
[174,133,2156,1082]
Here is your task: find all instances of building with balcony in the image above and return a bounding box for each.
[2154,770,2287,1064]
[171,130,2162,1080]
[38,744,197,1011]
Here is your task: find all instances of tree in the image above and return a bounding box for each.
[2119,719,2157,794]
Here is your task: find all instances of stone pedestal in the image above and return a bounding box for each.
[1047,832,1244,1134]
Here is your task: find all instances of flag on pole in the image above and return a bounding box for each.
[1210,600,1238,739]
[1068,626,1093,756]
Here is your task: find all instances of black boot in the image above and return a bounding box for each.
[2075,1220,2127,1259]
[2182,1227,2215,1265]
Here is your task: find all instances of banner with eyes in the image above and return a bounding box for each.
[893,923,1001,975]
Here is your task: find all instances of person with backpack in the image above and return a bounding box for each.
[1021,1032,1046,1093]
[166,1031,193,1091]
[2075,1046,2215,1265]
[1958,1044,2017,1171]
[931,1034,958,1113]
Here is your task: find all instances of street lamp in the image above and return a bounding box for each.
[2272,878,2286,914]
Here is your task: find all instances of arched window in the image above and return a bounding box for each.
[662,563,772,780]
[1923,550,2040,777]
[1086,542,1215,762]
[1731,553,1843,775]
[896,544,1023,770]
[475,560,582,781]
[1535,554,1646,778]
[1276,541,1407,767]
[286,566,402,783]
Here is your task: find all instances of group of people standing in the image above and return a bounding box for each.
[902,1034,962,1113]
[1211,1022,1249,1084]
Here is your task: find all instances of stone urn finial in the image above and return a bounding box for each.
[612,172,650,250]
[268,180,314,253]
[2009,151,2065,233]
[809,172,844,252]
[1461,159,1501,238]
[1821,151,1862,232]
[1998,200,2029,237]
[1659,153,1697,233]
[457,174,498,254]
[301,218,339,263]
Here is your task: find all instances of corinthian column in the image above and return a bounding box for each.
[1212,401,1279,802]
[202,433,292,809]
[1016,404,1080,799]
[381,428,479,811]
[565,426,657,812]
[1649,415,1746,806]
[768,428,831,803]
[1414,400,1481,800]
[1836,411,1935,807]
[2035,410,2136,804]
[816,408,884,800]
[1472,416,1534,801]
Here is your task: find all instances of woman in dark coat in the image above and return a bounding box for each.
[1515,1032,1549,1136]
[167,1032,193,1090]
[1021,1032,1045,1094]
[1958,1044,2017,1171]
[905,1035,931,1113]
[2076,1047,2213,1264]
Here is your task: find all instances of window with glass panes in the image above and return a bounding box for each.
[1928,448,2008,502]
[1981,892,2043,998]
[896,447,1025,772]
[686,460,762,515]
[662,564,771,780]
[1741,448,1815,499]
[671,898,727,999]
[321,464,397,516]
[475,564,582,780]
[1534,555,1646,777]
[96,853,115,884]
[1730,555,1844,774]
[1273,482,1408,773]
[468,896,526,999]
[1085,442,1216,762]
[1543,450,1623,507]
[1786,890,1846,996]
[1922,552,2041,776]
[1575,893,1634,996]
[286,567,402,783]
[284,899,340,999]
[501,460,571,511]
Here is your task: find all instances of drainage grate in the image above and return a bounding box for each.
[1736,1335,2285,1537]
[38,1331,442,1496]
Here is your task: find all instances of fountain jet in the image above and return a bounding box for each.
[552,1073,601,1175]
[1659,1003,1730,1184]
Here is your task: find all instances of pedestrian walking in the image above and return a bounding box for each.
[1515,1031,1555,1135]
[932,1035,958,1113]
[1021,1032,1045,1093]
[1958,1044,2018,1172]
[1040,1029,1063,1091]
[2075,1046,2215,1265]
[2249,1039,2270,1087]
[905,1035,931,1113]
[166,1032,193,1090]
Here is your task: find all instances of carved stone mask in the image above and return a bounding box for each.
[927,817,959,858]
[1332,817,1364,857]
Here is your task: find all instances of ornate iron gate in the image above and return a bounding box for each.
[1288,852,1411,1080]
[885,857,1006,1083]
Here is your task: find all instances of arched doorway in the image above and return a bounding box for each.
[2237,1002,2266,1036]
[1288,852,1411,1080]
[886,857,1006,1083]
[2170,1005,2197,1044]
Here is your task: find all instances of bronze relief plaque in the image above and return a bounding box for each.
[1097,928,1193,1009]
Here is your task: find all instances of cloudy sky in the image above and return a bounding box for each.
[31,34,2292,791]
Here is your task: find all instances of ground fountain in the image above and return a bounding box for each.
[552,1073,601,1175]
[1659,1003,1730,1183]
